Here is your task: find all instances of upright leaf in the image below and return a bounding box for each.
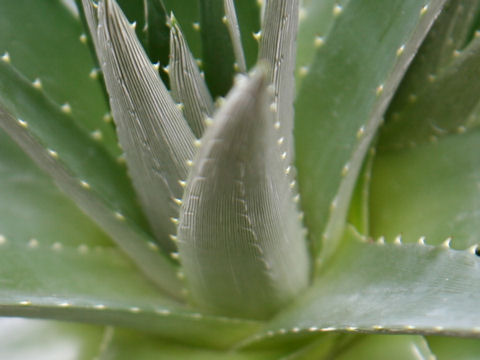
[347,147,375,236]
[296,0,348,87]
[169,19,214,138]
[86,0,171,62]
[91,0,196,252]
[258,0,299,170]
[143,0,171,70]
[117,0,147,44]
[198,0,236,96]
[370,2,480,247]
[162,0,201,58]
[224,0,247,73]
[234,0,261,69]
[294,0,447,264]
[178,69,310,320]
[383,0,480,112]
[379,2,480,149]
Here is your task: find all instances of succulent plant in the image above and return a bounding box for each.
[1,0,480,358]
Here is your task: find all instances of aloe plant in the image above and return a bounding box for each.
[0,0,479,357]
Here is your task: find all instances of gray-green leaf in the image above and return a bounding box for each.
[169,18,214,138]
[0,106,183,298]
[244,227,480,346]
[178,69,310,320]
[259,0,299,170]
[91,0,196,252]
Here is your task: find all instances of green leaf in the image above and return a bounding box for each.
[0,235,260,348]
[370,130,480,249]
[379,35,480,150]
[116,0,147,45]
[427,0,480,67]
[382,0,480,115]
[162,0,202,59]
[347,147,375,236]
[126,0,205,75]
[0,1,182,294]
[224,0,247,73]
[178,69,310,319]
[233,0,260,69]
[294,0,447,264]
[0,130,111,248]
[0,105,183,299]
[169,18,214,138]
[428,336,480,359]
[81,0,101,49]
[143,0,171,70]
[244,227,480,346]
[0,6,182,292]
[0,0,118,157]
[0,30,143,226]
[296,0,347,87]
[92,0,196,253]
[259,0,299,171]
[198,0,236,96]
[80,0,152,57]
[0,238,174,324]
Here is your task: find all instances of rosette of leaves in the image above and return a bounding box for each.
[0,0,480,358]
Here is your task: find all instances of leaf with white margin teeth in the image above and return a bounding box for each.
[178,68,310,320]
[240,226,480,347]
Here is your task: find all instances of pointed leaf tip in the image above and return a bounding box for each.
[178,67,310,319]
[169,21,214,138]
[95,0,195,252]
[223,0,247,73]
